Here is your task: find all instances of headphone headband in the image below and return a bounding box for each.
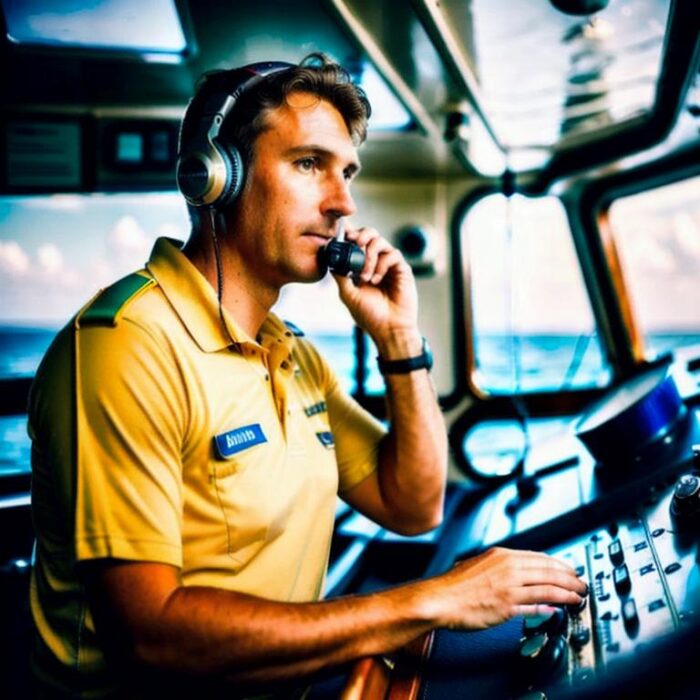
[176,61,295,208]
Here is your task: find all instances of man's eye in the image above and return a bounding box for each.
[296,157,318,172]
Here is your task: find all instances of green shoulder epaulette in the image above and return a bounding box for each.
[78,272,156,327]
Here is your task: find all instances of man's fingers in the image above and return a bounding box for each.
[515,567,588,596]
[356,234,394,283]
[512,603,561,618]
[516,584,584,607]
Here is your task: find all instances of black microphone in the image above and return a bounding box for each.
[319,220,365,276]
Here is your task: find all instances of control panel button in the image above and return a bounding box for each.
[608,539,624,566]
[613,564,631,596]
[594,571,611,601]
[622,598,639,634]
[570,625,591,649]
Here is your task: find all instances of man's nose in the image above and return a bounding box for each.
[322,175,356,219]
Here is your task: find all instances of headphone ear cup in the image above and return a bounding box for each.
[215,141,245,208]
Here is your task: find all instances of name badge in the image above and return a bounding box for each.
[214,423,267,459]
[316,431,335,449]
[304,401,327,417]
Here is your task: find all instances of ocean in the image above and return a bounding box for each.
[2,326,699,477]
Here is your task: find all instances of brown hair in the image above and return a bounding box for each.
[179,53,371,169]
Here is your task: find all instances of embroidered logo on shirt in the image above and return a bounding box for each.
[214,423,267,459]
[316,431,335,449]
[304,401,327,417]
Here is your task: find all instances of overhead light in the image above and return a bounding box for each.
[1,0,188,59]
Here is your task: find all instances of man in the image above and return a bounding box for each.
[29,54,586,697]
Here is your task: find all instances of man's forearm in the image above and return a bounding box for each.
[374,330,448,533]
[119,577,439,684]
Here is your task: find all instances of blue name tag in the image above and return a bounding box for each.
[316,431,335,449]
[214,423,267,459]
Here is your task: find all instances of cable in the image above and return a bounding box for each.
[207,207,239,349]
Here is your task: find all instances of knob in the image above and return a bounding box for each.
[523,607,568,636]
[519,632,568,681]
[570,624,591,650]
[670,474,700,520]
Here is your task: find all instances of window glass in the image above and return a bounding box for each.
[608,176,700,359]
[0,193,190,477]
[463,193,610,394]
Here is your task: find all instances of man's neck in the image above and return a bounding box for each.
[182,229,278,340]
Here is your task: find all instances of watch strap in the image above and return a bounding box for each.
[377,337,433,375]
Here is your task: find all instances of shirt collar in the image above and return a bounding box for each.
[145,237,295,355]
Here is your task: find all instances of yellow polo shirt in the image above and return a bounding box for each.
[29,237,386,695]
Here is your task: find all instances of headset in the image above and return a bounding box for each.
[176,61,294,209]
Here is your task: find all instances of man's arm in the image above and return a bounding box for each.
[334,226,447,535]
[82,548,587,689]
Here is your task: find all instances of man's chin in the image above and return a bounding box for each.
[286,263,327,285]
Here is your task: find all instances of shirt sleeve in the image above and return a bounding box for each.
[297,339,387,494]
[74,318,186,567]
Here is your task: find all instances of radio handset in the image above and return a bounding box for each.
[320,220,365,276]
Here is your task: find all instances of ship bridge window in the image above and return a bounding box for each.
[463,192,610,395]
[1,0,189,61]
[0,192,190,478]
[608,175,700,361]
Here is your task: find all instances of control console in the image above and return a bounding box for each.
[517,455,700,696]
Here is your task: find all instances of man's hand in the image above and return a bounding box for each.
[333,225,418,349]
[422,547,589,631]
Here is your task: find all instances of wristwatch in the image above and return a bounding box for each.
[377,336,433,375]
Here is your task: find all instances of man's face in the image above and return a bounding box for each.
[232,91,360,290]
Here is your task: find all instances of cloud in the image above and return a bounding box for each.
[629,236,676,273]
[673,212,700,260]
[0,239,82,292]
[37,244,63,275]
[108,215,152,259]
[0,240,30,276]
